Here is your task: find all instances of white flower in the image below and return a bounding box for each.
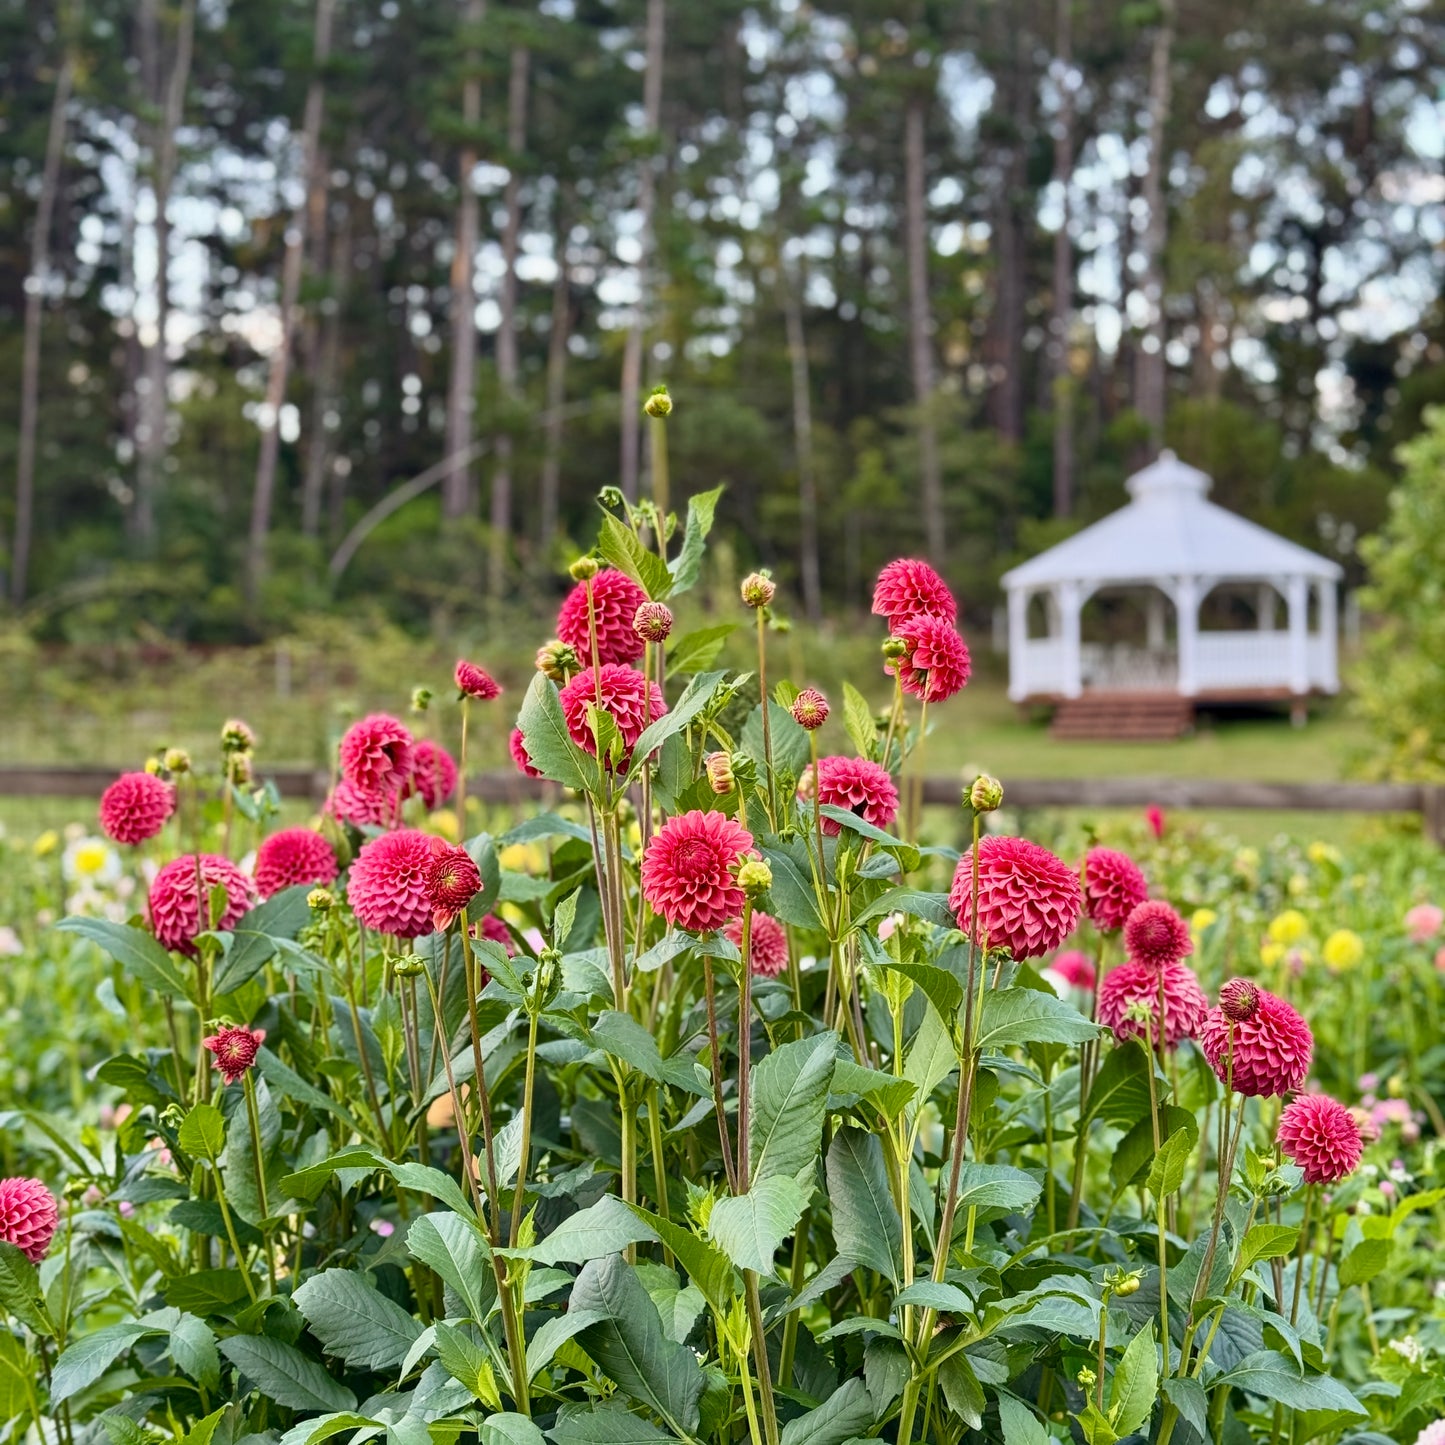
[0,927,22,958]
[62,836,121,887]
[1390,1335,1424,1365]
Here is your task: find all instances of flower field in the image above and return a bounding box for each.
[4,492,1445,1445]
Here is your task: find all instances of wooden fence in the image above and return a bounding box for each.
[3,766,1441,842]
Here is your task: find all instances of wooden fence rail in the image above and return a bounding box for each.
[2,766,1441,841]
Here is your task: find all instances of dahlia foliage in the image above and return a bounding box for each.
[36,486,1397,1444]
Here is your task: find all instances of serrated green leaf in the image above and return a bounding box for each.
[597,519,673,599]
[56,917,190,996]
[826,1127,902,1285]
[708,1176,809,1274]
[778,1377,875,1444]
[1146,1127,1195,1199]
[978,987,1099,1050]
[481,1414,546,1445]
[407,1212,494,1324]
[220,1334,358,1413]
[759,842,824,932]
[842,682,877,761]
[518,672,597,793]
[0,1242,52,1337]
[1338,1237,1390,1287]
[668,485,724,594]
[1218,1351,1366,1416]
[1079,1042,1153,1128]
[998,1393,1050,1445]
[749,1032,837,1187]
[1237,1223,1300,1276]
[433,1322,499,1406]
[178,1103,226,1161]
[627,671,723,781]
[50,1321,154,1401]
[668,624,737,674]
[214,886,315,992]
[292,1268,425,1370]
[548,1401,672,1443]
[531,1195,660,1267]
[948,1162,1041,1218]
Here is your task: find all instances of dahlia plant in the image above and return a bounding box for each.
[1,424,1430,1442]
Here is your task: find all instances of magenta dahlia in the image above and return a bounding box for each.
[339,714,414,794]
[427,839,482,930]
[1082,848,1148,934]
[509,728,543,780]
[871,558,957,628]
[149,854,258,955]
[1097,959,1209,1049]
[253,828,339,898]
[1277,1094,1363,1184]
[887,614,972,703]
[641,810,754,933]
[1124,900,1193,969]
[558,664,666,768]
[726,911,790,977]
[202,1026,265,1086]
[948,836,1082,960]
[407,740,458,810]
[455,659,502,700]
[557,568,649,666]
[347,829,435,938]
[0,1178,58,1263]
[99,771,175,846]
[325,778,401,830]
[806,755,900,836]
[1050,949,1097,990]
[1200,988,1313,1097]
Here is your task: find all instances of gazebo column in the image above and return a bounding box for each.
[1316,577,1338,691]
[1006,587,1028,701]
[1057,580,1083,699]
[1145,592,1167,650]
[1257,583,1276,631]
[1175,575,1200,696]
[1286,573,1309,695]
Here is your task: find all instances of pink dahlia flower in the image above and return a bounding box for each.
[202,1026,265,1086]
[339,714,414,794]
[427,839,482,930]
[1200,988,1313,1097]
[253,828,339,898]
[99,771,175,845]
[0,1178,58,1263]
[1145,804,1166,839]
[325,778,401,830]
[1050,949,1097,990]
[806,755,900,836]
[641,810,754,933]
[1097,959,1209,1049]
[407,740,458,810]
[1277,1093,1363,1184]
[149,854,258,955]
[791,688,829,730]
[1414,1423,1445,1445]
[347,829,436,938]
[887,614,972,703]
[1124,900,1193,970]
[509,728,543,780]
[557,568,649,666]
[948,836,1082,960]
[558,664,667,769]
[726,911,790,977]
[455,659,502,700]
[871,558,957,628]
[1082,848,1148,934]
[1405,903,1444,944]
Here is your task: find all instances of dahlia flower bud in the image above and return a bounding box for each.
[392,952,426,978]
[705,752,735,795]
[410,686,432,713]
[1219,977,1260,1022]
[634,601,674,644]
[969,775,1004,813]
[729,751,758,791]
[791,688,829,730]
[164,747,191,775]
[226,752,253,786]
[535,639,580,683]
[307,888,334,912]
[740,572,775,609]
[569,555,601,582]
[644,386,673,418]
[1112,1272,1142,1298]
[201,1026,265,1086]
[881,636,909,663]
[736,856,773,897]
[1077,1367,1097,1390]
[220,719,255,755]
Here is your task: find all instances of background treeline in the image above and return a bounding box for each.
[2,0,1443,641]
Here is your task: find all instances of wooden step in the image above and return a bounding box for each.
[1050,692,1194,741]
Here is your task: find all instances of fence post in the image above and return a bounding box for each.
[1423,785,1445,847]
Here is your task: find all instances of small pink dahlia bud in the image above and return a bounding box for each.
[1218,977,1260,1022]
[99,771,176,846]
[455,659,502,700]
[726,911,790,977]
[740,572,776,609]
[705,752,735,795]
[0,1177,59,1263]
[1123,900,1193,970]
[202,1026,265,1086]
[633,601,674,644]
[791,688,830,730]
[1082,848,1148,934]
[536,639,581,682]
[1277,1094,1364,1184]
[220,718,255,754]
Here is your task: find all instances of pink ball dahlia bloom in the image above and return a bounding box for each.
[325,778,401,830]
[871,558,957,628]
[1050,949,1097,990]
[806,755,900,836]
[339,714,414,794]
[1097,959,1209,1049]
[202,1026,265,1086]
[887,614,972,703]
[1124,900,1193,970]
[1277,1093,1364,1184]
[948,836,1082,960]
[509,728,543,780]
[455,659,502,700]
[149,854,258,955]
[1414,1424,1445,1445]
[253,828,339,898]
[557,568,649,666]
[558,664,667,769]
[1200,988,1313,1097]
[427,839,482,930]
[408,740,458,810]
[1405,903,1444,943]
[347,829,436,938]
[726,911,790,977]
[1082,847,1148,934]
[641,810,754,933]
[99,771,175,845]
[0,1177,58,1263]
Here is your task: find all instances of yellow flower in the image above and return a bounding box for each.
[1287,873,1308,898]
[498,842,545,874]
[32,830,59,857]
[1307,841,1341,866]
[1322,929,1364,972]
[430,808,460,842]
[1260,941,1287,969]
[71,840,113,877]
[1191,908,1218,934]
[1267,910,1309,946]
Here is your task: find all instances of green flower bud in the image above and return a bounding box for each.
[968,775,1004,813]
[307,888,334,912]
[740,571,776,609]
[569,556,601,582]
[392,952,427,978]
[644,385,673,418]
[410,686,432,713]
[736,856,773,897]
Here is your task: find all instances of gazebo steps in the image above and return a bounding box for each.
[1050,692,1194,741]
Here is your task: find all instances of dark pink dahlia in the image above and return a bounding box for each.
[149,854,258,955]
[0,1177,58,1263]
[1082,848,1148,934]
[1200,988,1314,1097]
[1124,900,1193,970]
[1277,1094,1363,1184]
[509,728,543,780]
[347,828,436,939]
[641,810,754,933]
[558,664,667,769]
[725,911,790,977]
[1097,959,1209,1049]
[455,659,502,700]
[557,568,649,666]
[948,836,1082,960]
[806,755,900,836]
[871,558,958,628]
[339,714,414,794]
[253,828,339,898]
[99,771,175,845]
[887,614,972,703]
[407,740,458,810]
[202,1026,265,1086]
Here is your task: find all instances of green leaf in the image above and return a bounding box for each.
[759,843,824,932]
[1338,1237,1391,1287]
[214,886,314,992]
[1218,1352,1366,1416]
[255,1046,352,1122]
[627,671,724,781]
[668,485,724,594]
[570,1254,706,1436]
[220,1335,358,1413]
[819,806,919,869]
[1111,1107,1195,1195]
[778,1377,876,1445]
[623,1204,736,1318]
[56,917,190,996]
[708,1176,809,1274]
[1079,1042,1153,1129]
[292,1268,425,1370]
[407,1212,494,1324]
[548,1402,673,1443]
[1238,1223,1300,1277]
[50,1321,153,1401]
[170,1312,221,1391]
[1147,1127,1196,1199]
[948,1162,1041,1218]
[526,1310,609,1380]
[1161,1377,1209,1438]
[826,1127,902,1285]
[940,1351,986,1429]
[598,517,673,599]
[851,889,955,931]
[1110,1324,1157,1437]
[518,672,597,793]
[978,987,1099,1051]
[743,702,810,779]
[589,1010,706,1095]
[531,1195,660,1267]
[998,1393,1050,1445]
[892,1281,973,1313]
[0,1242,52,1336]
[749,1032,837,1187]
[829,1057,916,1120]
[868,956,961,1026]
[481,1415,547,1445]
[387,1161,477,1222]
[903,1002,956,1119]
[842,683,877,761]
[178,1103,227,1161]
[668,624,737,674]
[434,1322,498,1406]
[279,1146,384,1202]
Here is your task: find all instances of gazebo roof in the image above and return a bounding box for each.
[1001,451,1343,591]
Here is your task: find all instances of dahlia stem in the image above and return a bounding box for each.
[744,1270,780,1445]
[647,1085,673,1242]
[755,607,777,825]
[1290,1185,1314,1326]
[456,697,470,833]
[420,963,484,1216]
[737,903,755,1186]
[508,989,541,1249]
[906,698,929,843]
[703,956,737,1192]
[1143,1011,1170,1368]
[881,671,905,772]
[195,1124,257,1304]
[242,1070,276,1296]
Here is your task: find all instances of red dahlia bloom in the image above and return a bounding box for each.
[407,740,458,810]
[99,771,175,845]
[0,1177,58,1263]
[509,728,543,780]
[557,568,649,666]
[455,659,502,700]
[1097,960,1209,1049]
[325,778,401,830]
[1050,949,1097,990]
[1218,977,1260,1022]
[1082,848,1148,934]
[347,829,436,938]
[558,664,667,769]
[1124,900,1193,969]
[149,854,258,955]
[807,755,900,836]
[725,911,790,977]
[948,836,1082,960]
[427,839,482,929]
[1277,1094,1363,1184]
[339,714,414,794]
[887,615,972,703]
[253,828,339,898]
[641,810,754,933]
[871,558,958,628]
[202,1026,265,1086]
[1200,988,1313,1097]
[791,688,829,730]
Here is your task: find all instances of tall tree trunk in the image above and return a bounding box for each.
[489,44,530,602]
[904,91,944,564]
[780,261,821,622]
[1135,0,1174,448]
[619,0,665,503]
[443,0,486,520]
[303,194,352,538]
[538,203,573,566]
[9,51,73,605]
[245,0,335,610]
[1048,0,1076,518]
[133,0,196,553]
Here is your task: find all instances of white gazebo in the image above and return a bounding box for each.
[1001,451,1342,706]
